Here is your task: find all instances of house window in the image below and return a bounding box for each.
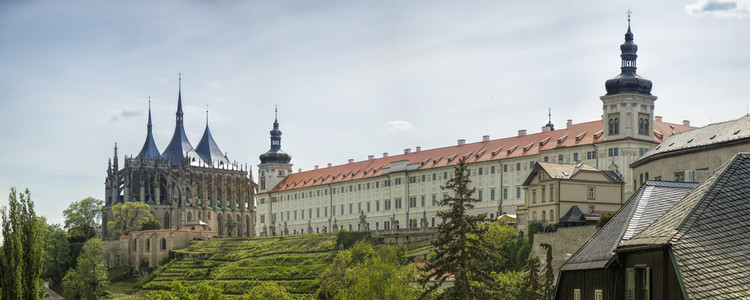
[422,174,426,182]
[558,154,563,162]
[443,172,448,179]
[594,289,603,300]
[550,186,554,202]
[367,202,371,212]
[542,210,546,222]
[491,166,496,174]
[516,187,521,198]
[409,197,417,208]
[544,156,549,162]
[608,148,619,157]
[409,176,416,183]
[432,173,437,181]
[394,178,402,185]
[160,238,167,250]
[133,240,137,251]
[395,198,402,209]
[587,151,597,160]
[588,205,595,214]
[532,190,537,203]
[421,196,425,207]
[627,266,651,300]
[385,200,391,210]
[503,164,508,172]
[573,153,578,161]
[501,188,506,200]
[516,162,521,171]
[349,204,353,214]
[550,209,554,222]
[478,168,483,175]
[478,190,483,200]
[532,211,537,221]
[146,239,151,252]
[588,187,595,199]
[541,187,546,202]
[573,289,581,300]
[609,116,620,135]
[491,189,496,201]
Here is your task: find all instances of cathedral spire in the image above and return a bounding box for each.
[162,74,196,165]
[176,73,184,124]
[137,98,162,159]
[196,106,230,168]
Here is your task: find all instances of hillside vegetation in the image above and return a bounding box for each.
[140,234,337,297]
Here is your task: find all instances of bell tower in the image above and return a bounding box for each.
[258,107,293,193]
[601,13,657,141]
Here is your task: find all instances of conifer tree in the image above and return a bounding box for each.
[1,187,44,300]
[418,158,501,299]
[541,243,555,300]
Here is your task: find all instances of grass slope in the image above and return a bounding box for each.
[140,234,337,297]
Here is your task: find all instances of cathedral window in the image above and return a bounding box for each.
[160,238,167,250]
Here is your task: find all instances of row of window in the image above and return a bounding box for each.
[132,237,167,252]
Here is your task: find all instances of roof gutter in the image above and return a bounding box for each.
[614,243,669,253]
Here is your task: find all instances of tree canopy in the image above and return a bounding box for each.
[107,202,156,237]
[1,187,44,300]
[63,197,103,240]
[418,158,502,299]
[62,238,109,299]
[40,219,72,291]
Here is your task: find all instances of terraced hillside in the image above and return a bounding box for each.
[141,234,337,297]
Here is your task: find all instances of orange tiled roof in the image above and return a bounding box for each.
[268,120,694,193]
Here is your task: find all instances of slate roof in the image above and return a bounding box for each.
[136,106,162,159]
[631,115,750,168]
[522,162,622,186]
[267,119,685,193]
[559,181,696,271]
[558,206,599,224]
[620,153,750,299]
[195,122,231,168]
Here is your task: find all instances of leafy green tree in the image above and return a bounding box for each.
[193,281,224,300]
[41,221,72,291]
[521,255,543,300]
[243,281,293,300]
[141,218,162,230]
[540,243,554,300]
[418,158,501,299]
[527,222,544,242]
[479,271,524,300]
[317,241,372,299]
[1,187,44,300]
[63,197,103,240]
[62,238,109,299]
[337,252,416,300]
[474,223,518,273]
[107,202,156,237]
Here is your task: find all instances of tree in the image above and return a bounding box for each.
[243,281,293,300]
[597,212,615,228]
[107,202,156,237]
[41,221,72,291]
[540,243,554,300]
[141,218,161,230]
[337,250,416,300]
[63,197,103,240]
[1,187,44,300]
[521,255,543,300]
[418,158,502,299]
[474,223,518,273]
[62,238,109,299]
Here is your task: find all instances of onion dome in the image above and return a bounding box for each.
[136,100,162,159]
[604,19,653,95]
[195,111,231,168]
[259,109,291,164]
[161,75,200,165]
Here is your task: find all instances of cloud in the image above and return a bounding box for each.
[384,120,415,133]
[686,0,750,17]
[110,108,143,121]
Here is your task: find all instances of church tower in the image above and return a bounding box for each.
[601,15,657,141]
[258,108,292,192]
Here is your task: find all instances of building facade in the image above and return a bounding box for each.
[517,162,623,235]
[104,229,216,269]
[103,78,255,238]
[253,21,695,237]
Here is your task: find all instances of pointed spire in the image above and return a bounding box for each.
[196,106,230,168]
[137,99,162,159]
[260,107,291,164]
[113,143,118,169]
[162,75,197,165]
[176,73,184,124]
[545,107,555,131]
[604,12,653,95]
[147,97,153,130]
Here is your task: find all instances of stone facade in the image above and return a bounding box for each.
[104,79,254,239]
[104,229,216,268]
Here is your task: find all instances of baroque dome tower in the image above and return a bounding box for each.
[258,108,293,192]
[604,17,653,95]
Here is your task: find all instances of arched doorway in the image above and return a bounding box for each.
[187,211,192,222]
[217,214,223,236]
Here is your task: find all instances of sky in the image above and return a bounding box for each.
[1,0,749,227]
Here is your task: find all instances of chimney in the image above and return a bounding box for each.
[483,135,490,142]
[327,163,332,168]
[518,129,527,136]
[567,119,573,127]
[458,139,466,146]
[383,152,389,158]
[655,116,662,122]
[683,120,690,126]
[542,126,550,133]
[298,168,302,173]
[416,146,421,152]
[404,148,411,154]
[368,155,374,160]
[314,165,319,170]
[348,159,354,164]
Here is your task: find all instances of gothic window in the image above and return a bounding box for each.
[146,239,151,252]
[160,238,167,250]
[133,240,137,251]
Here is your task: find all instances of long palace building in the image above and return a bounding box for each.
[254,20,694,237]
[104,78,255,238]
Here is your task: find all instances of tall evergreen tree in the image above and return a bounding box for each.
[1,187,44,300]
[418,158,501,299]
[541,243,554,300]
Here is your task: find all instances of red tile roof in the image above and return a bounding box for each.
[267,120,694,193]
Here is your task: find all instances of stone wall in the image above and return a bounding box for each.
[531,225,598,278]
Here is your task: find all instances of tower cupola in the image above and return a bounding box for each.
[604,16,653,95]
[259,108,292,164]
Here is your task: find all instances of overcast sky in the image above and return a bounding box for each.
[1,0,749,227]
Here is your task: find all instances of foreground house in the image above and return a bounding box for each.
[616,153,750,299]
[555,181,696,299]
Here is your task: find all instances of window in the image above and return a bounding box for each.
[532,211,537,221]
[367,183,370,189]
[146,239,151,251]
[384,179,391,187]
[432,173,437,181]
[259,215,265,224]
[432,194,437,206]
[317,208,320,218]
[573,153,578,161]
[609,116,620,135]
[478,190,483,200]
[542,210,546,222]
[558,154,563,162]
[588,205,595,213]
[503,164,508,172]
[608,148,619,157]
[409,176,416,183]
[395,198,402,209]
[367,202,371,212]
[639,147,649,156]
[541,187,546,202]
[549,186,554,202]
[421,174,426,182]
[349,203,353,214]
[358,184,361,191]
[421,196,425,207]
[160,238,167,250]
[573,289,581,300]
[501,188,506,200]
[516,187,521,198]
[443,172,448,179]
[340,205,344,215]
[532,190,537,203]
[588,187,595,199]
[638,114,650,135]
[544,156,548,162]
[375,182,379,188]
[358,203,362,213]
[324,207,328,217]
[491,166,496,174]
[529,161,535,169]
[674,172,685,182]
[550,210,554,222]
[516,162,521,171]
[301,210,305,220]
[594,289,603,300]
[394,178,402,185]
[627,266,651,300]
[587,151,597,160]
[491,189,496,201]
[385,200,392,210]
[409,197,417,208]
[376,201,380,211]
[133,240,137,251]
[478,167,483,175]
